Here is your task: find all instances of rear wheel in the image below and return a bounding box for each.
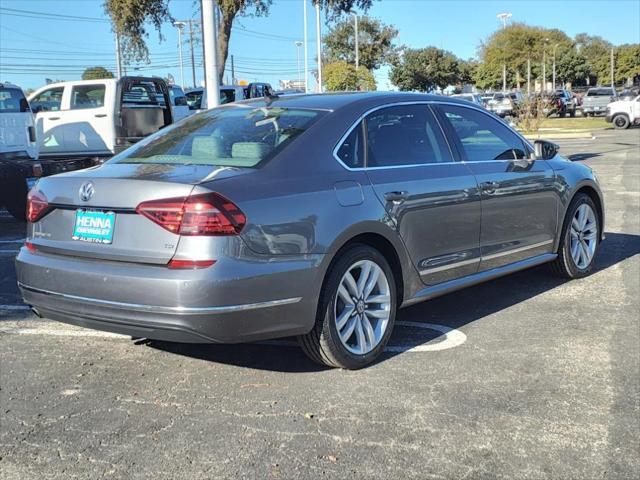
[299,245,396,369]
[551,193,600,279]
[569,109,576,118]
[4,182,27,221]
[613,114,630,130]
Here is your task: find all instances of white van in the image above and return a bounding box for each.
[28,77,173,157]
[0,82,38,160]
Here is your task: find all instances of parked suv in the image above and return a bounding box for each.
[487,92,524,117]
[581,87,617,116]
[29,76,172,158]
[0,82,38,160]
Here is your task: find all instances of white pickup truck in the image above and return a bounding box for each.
[605,94,640,129]
[28,76,173,158]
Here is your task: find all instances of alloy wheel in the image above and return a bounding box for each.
[570,204,598,269]
[334,260,391,355]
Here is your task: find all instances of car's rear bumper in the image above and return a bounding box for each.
[16,248,322,343]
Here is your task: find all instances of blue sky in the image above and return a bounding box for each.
[1,0,639,91]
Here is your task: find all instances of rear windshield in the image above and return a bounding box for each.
[587,88,614,96]
[0,87,28,113]
[122,80,167,106]
[110,105,326,168]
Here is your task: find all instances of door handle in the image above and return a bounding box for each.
[94,113,107,118]
[480,181,499,193]
[48,117,60,120]
[384,191,409,203]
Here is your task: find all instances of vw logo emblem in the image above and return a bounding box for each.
[79,182,95,202]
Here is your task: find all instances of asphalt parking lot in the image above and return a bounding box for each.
[1,128,639,479]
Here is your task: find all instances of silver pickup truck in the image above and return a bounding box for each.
[582,87,617,116]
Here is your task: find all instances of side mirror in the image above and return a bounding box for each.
[533,140,559,160]
[19,98,31,113]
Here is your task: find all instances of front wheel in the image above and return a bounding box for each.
[613,114,630,130]
[551,193,600,279]
[299,245,397,369]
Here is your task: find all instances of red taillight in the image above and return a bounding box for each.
[26,190,50,222]
[25,241,37,253]
[167,259,216,269]
[136,192,246,236]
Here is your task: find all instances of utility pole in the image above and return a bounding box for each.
[542,49,546,93]
[527,56,531,96]
[114,31,123,79]
[315,2,322,93]
[295,41,303,88]
[552,43,559,90]
[231,54,235,84]
[497,12,511,92]
[189,20,197,87]
[303,0,309,93]
[173,21,186,88]
[610,47,615,91]
[201,0,220,108]
[352,12,359,69]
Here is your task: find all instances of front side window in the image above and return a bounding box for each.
[438,104,527,161]
[30,87,64,112]
[70,84,106,109]
[220,89,236,104]
[110,106,325,168]
[0,87,28,113]
[365,104,453,167]
[185,90,203,109]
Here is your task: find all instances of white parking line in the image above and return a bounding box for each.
[0,250,19,255]
[0,239,25,244]
[0,320,467,352]
[0,305,31,311]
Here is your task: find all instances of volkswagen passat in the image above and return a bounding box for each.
[16,93,604,369]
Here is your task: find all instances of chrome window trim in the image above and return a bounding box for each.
[417,239,554,275]
[331,99,536,172]
[18,282,302,316]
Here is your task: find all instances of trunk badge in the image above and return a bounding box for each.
[79,182,95,202]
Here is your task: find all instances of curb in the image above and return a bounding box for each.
[523,132,594,140]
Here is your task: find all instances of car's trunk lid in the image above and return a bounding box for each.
[29,163,253,264]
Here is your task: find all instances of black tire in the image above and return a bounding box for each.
[559,111,566,118]
[550,193,600,279]
[4,182,27,222]
[612,114,630,130]
[298,244,397,369]
[569,109,576,118]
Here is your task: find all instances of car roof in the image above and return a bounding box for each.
[239,91,476,112]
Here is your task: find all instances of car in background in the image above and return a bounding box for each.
[487,91,524,117]
[17,92,604,369]
[186,82,274,111]
[553,89,577,117]
[606,93,640,129]
[451,93,485,107]
[581,87,617,116]
[29,76,173,158]
[619,87,640,101]
[169,85,192,122]
[0,82,38,160]
[480,93,495,108]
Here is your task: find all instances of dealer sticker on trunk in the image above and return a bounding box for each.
[72,210,116,244]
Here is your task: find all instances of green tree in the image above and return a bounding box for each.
[554,50,588,86]
[324,61,375,91]
[613,44,640,85]
[390,47,461,92]
[105,0,374,83]
[323,16,398,71]
[575,33,613,84]
[82,66,115,80]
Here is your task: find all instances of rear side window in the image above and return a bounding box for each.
[336,122,364,168]
[110,106,325,168]
[70,84,105,109]
[220,89,236,104]
[186,90,203,109]
[30,87,64,112]
[438,104,527,160]
[0,87,28,113]
[364,104,453,167]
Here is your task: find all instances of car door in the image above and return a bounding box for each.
[435,103,558,272]
[63,83,112,155]
[30,86,65,155]
[350,103,482,286]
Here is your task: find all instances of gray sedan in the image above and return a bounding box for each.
[16,92,604,369]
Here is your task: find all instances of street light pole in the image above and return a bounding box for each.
[114,31,123,79]
[352,12,359,69]
[552,43,559,90]
[295,41,303,88]
[201,0,220,108]
[303,0,309,93]
[173,21,186,88]
[497,12,511,92]
[315,2,322,93]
